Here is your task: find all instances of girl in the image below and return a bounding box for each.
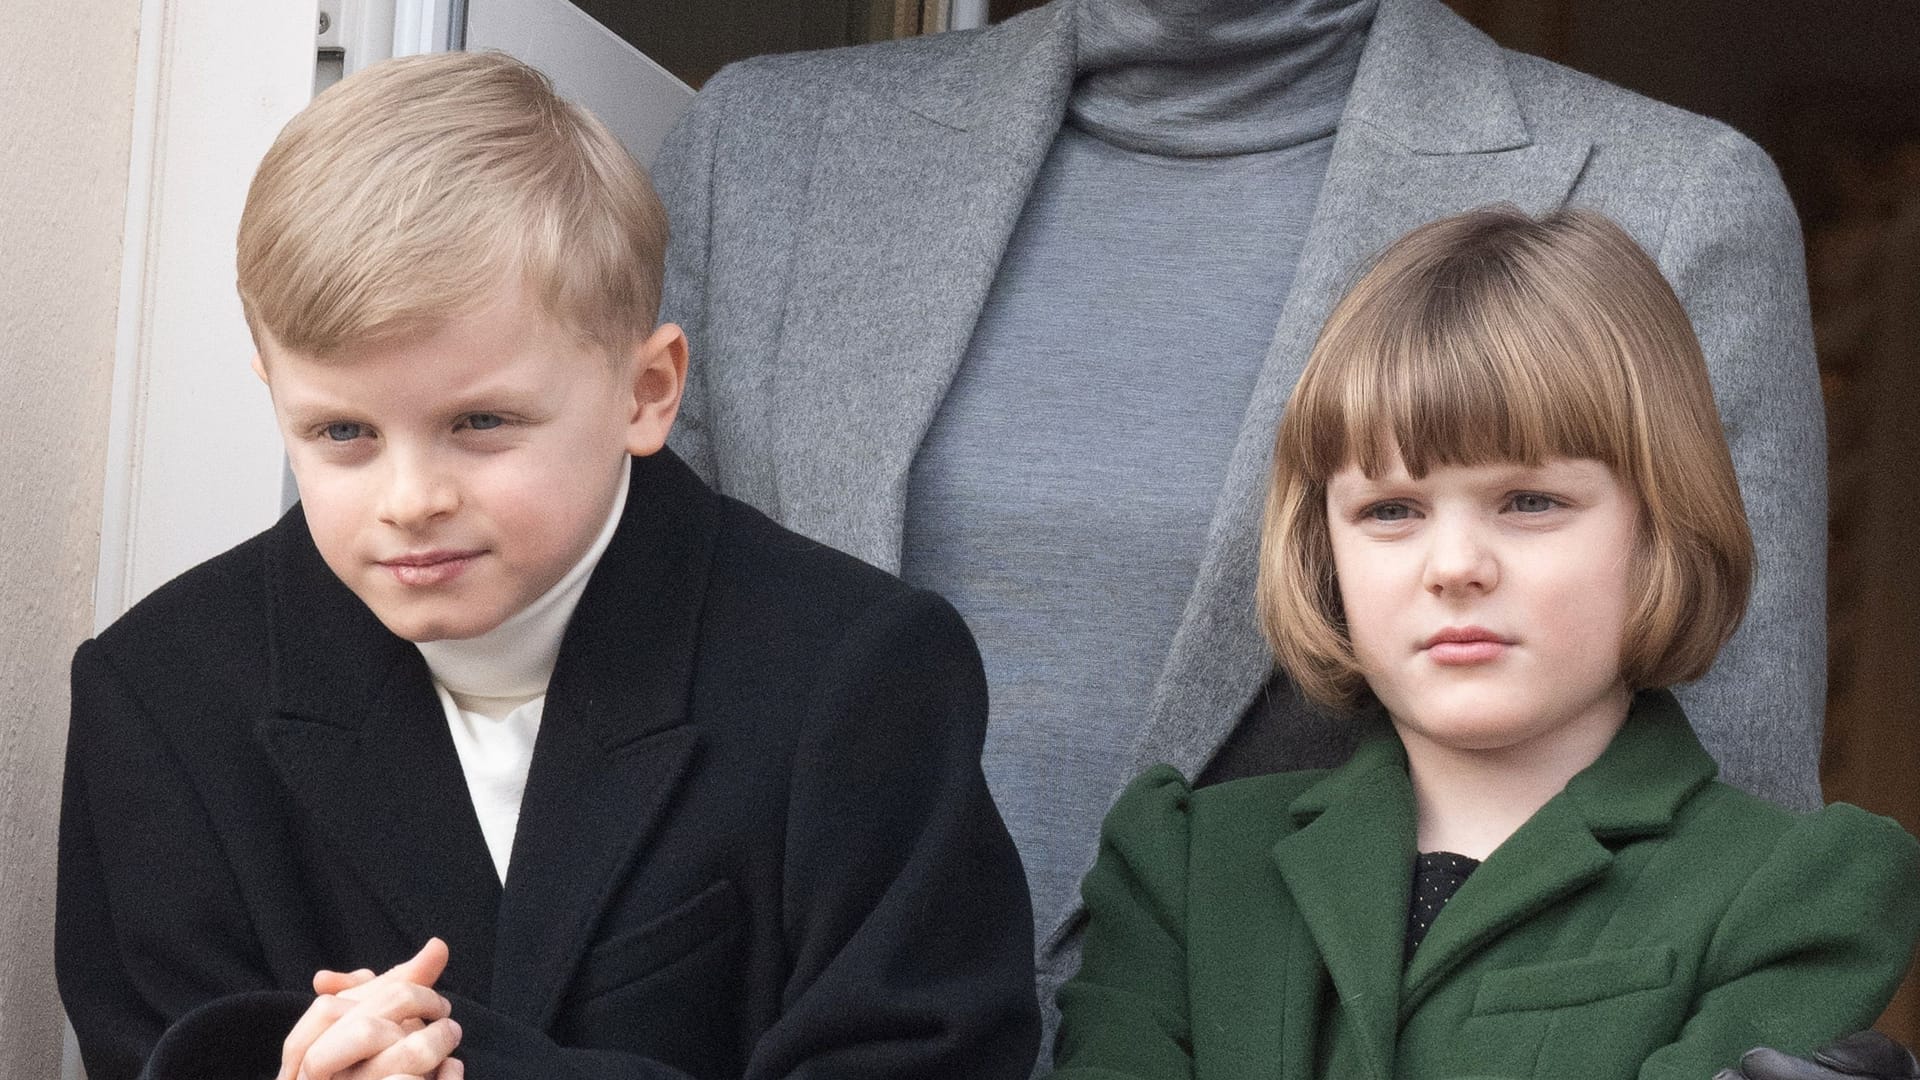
[1048,206,1920,1080]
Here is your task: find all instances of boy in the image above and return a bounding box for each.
[56,51,1039,1080]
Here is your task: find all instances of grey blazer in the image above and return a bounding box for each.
[652,0,1826,1003]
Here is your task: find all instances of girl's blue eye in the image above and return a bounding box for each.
[323,422,364,442]
[1510,493,1557,513]
[464,413,504,431]
[1368,502,1411,522]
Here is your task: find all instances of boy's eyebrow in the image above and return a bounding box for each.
[277,399,364,428]
[437,382,552,414]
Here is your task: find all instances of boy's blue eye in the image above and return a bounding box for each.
[463,413,504,431]
[323,422,364,442]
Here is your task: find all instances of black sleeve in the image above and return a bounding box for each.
[751,587,1040,1079]
[59,639,280,1080]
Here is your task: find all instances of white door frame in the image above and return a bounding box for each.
[93,0,319,630]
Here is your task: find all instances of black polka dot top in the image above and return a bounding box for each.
[1405,851,1480,959]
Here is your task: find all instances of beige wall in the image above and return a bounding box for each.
[0,0,142,1074]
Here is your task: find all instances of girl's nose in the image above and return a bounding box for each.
[1421,517,1498,596]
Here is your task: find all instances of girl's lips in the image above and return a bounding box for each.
[1421,627,1512,666]
[381,552,481,587]
[1425,639,1509,665]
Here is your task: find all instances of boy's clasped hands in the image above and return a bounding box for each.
[277,940,462,1080]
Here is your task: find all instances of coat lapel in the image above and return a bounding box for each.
[1263,696,1714,1070]
[770,5,1075,569]
[1401,691,1717,1015]
[1268,738,1417,1080]
[487,452,718,1028]
[257,509,503,1000]
[1397,798,1611,1015]
[257,452,724,1022]
[1122,0,1596,794]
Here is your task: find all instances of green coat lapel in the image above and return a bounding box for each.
[1399,798,1612,1015]
[1263,692,1717,1076]
[1403,691,1719,1016]
[1269,737,1417,1080]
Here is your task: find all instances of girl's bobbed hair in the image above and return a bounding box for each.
[1258,205,1754,709]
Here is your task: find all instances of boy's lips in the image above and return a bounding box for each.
[379,549,484,587]
[1421,626,1513,665]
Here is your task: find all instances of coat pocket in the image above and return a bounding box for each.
[1471,944,1677,1015]
[574,878,744,1001]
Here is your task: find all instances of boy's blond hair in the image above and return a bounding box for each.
[237,50,667,359]
[1259,206,1755,709]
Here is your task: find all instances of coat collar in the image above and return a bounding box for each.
[1402,690,1716,1007]
[1340,0,1529,155]
[764,0,1594,949]
[258,450,717,1025]
[766,3,1076,566]
[873,0,1528,152]
[1269,691,1715,1073]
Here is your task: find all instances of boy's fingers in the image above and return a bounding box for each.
[319,936,449,1007]
[347,1018,461,1080]
[284,985,449,1080]
[314,968,376,995]
[300,1010,398,1080]
[279,994,354,1080]
[355,982,450,1023]
[389,938,449,987]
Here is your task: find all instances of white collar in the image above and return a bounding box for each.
[415,462,630,706]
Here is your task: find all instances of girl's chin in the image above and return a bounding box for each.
[1390,709,1542,752]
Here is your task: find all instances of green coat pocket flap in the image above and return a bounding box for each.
[1472,945,1677,1015]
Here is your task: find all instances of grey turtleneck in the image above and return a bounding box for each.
[901,0,1377,958]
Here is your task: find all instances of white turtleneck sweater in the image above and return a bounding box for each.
[415,464,630,883]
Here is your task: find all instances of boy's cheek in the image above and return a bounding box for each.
[293,482,366,564]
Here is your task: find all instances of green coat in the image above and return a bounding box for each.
[1051,692,1920,1080]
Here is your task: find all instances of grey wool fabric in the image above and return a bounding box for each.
[901,0,1371,955]
[653,0,1828,1050]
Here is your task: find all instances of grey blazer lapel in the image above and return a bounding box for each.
[771,6,1074,570]
[1119,0,1596,853]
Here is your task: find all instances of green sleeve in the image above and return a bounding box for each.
[1048,765,1199,1080]
[1638,804,1920,1080]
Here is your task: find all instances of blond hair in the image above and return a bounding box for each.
[1258,206,1754,709]
[237,50,667,359]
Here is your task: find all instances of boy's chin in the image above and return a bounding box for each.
[367,601,512,643]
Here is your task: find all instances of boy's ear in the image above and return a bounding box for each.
[250,353,269,385]
[624,323,688,457]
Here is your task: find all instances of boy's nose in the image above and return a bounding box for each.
[1421,519,1498,596]
[378,456,459,529]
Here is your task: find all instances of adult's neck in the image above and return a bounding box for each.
[1069,0,1379,157]
[1400,687,1630,860]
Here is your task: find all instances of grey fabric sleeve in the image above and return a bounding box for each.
[654,72,724,485]
[1656,128,1826,812]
